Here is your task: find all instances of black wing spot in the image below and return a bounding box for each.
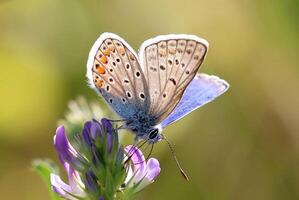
[109,99,113,103]
[127,92,132,98]
[169,78,176,85]
[124,79,129,84]
[112,62,116,66]
[139,93,145,99]
[126,64,130,69]
[106,85,110,91]
[135,71,141,77]
[109,78,114,83]
[168,60,173,65]
[160,65,166,70]
[163,93,167,98]
[150,67,157,72]
[186,70,190,75]
[116,58,120,63]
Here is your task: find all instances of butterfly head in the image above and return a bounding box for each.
[132,124,162,143]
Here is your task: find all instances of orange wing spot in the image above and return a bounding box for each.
[129,54,135,61]
[100,55,108,64]
[108,45,115,52]
[169,49,176,55]
[95,79,104,88]
[159,50,166,57]
[119,48,126,56]
[103,49,110,56]
[96,66,106,75]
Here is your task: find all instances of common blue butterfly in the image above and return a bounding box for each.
[87,33,229,143]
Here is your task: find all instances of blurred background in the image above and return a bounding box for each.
[0,0,299,199]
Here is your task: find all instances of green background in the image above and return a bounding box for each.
[0,0,299,199]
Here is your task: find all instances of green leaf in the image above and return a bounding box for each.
[32,159,64,200]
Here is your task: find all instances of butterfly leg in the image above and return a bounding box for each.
[107,118,126,122]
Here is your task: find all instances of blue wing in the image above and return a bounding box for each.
[160,73,229,128]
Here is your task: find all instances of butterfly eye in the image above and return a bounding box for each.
[132,128,138,132]
[149,129,159,140]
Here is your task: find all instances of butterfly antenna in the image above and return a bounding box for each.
[146,143,154,160]
[162,135,189,181]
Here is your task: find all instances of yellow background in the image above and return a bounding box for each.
[0,0,299,199]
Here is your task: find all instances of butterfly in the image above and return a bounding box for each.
[87,33,229,143]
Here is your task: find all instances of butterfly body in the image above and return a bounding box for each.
[87,33,229,143]
[124,111,153,131]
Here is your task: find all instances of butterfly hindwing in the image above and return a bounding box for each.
[161,73,229,127]
[139,34,209,123]
[87,33,149,119]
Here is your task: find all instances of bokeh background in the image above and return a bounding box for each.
[1,0,299,199]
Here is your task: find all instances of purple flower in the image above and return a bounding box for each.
[50,119,161,199]
[124,145,161,192]
[51,119,120,199]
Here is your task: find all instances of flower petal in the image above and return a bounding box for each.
[101,119,113,152]
[54,126,78,160]
[101,118,112,133]
[91,119,103,138]
[50,173,72,195]
[68,167,85,196]
[145,158,161,181]
[124,145,146,182]
[54,126,84,170]
[82,121,92,147]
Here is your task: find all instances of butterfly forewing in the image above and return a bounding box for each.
[139,35,208,123]
[87,33,149,119]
